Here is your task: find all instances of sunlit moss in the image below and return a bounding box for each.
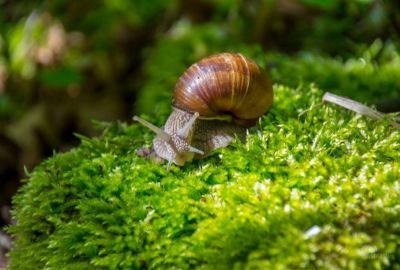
[9,73,400,269]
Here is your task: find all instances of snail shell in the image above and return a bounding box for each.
[173,53,273,127]
[134,52,273,170]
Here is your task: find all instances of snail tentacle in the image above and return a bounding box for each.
[178,112,199,138]
[167,154,173,171]
[133,116,171,142]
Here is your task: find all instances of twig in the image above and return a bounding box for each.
[322,92,399,128]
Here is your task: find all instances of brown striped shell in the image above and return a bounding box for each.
[172,53,273,127]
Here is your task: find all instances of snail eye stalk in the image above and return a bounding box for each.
[133,116,171,142]
[178,112,199,138]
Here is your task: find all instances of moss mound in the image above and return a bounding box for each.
[9,81,400,269]
[8,36,400,269]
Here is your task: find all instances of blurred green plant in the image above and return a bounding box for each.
[267,39,400,102]
[0,0,399,121]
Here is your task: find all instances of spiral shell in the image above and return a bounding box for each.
[172,53,273,127]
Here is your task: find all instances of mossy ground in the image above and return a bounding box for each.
[8,33,400,269]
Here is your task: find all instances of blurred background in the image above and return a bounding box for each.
[0,0,399,267]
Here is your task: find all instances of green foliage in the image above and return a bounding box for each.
[0,0,399,120]
[9,47,400,268]
[0,0,176,121]
[267,40,400,102]
[39,67,83,88]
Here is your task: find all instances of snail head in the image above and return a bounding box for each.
[133,112,204,170]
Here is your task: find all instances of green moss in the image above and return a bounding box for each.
[266,41,400,102]
[8,35,400,269]
[9,79,400,269]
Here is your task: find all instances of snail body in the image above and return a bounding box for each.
[134,53,273,170]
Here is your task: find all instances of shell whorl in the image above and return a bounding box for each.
[172,53,273,127]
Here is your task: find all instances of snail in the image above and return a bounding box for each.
[134,52,273,170]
